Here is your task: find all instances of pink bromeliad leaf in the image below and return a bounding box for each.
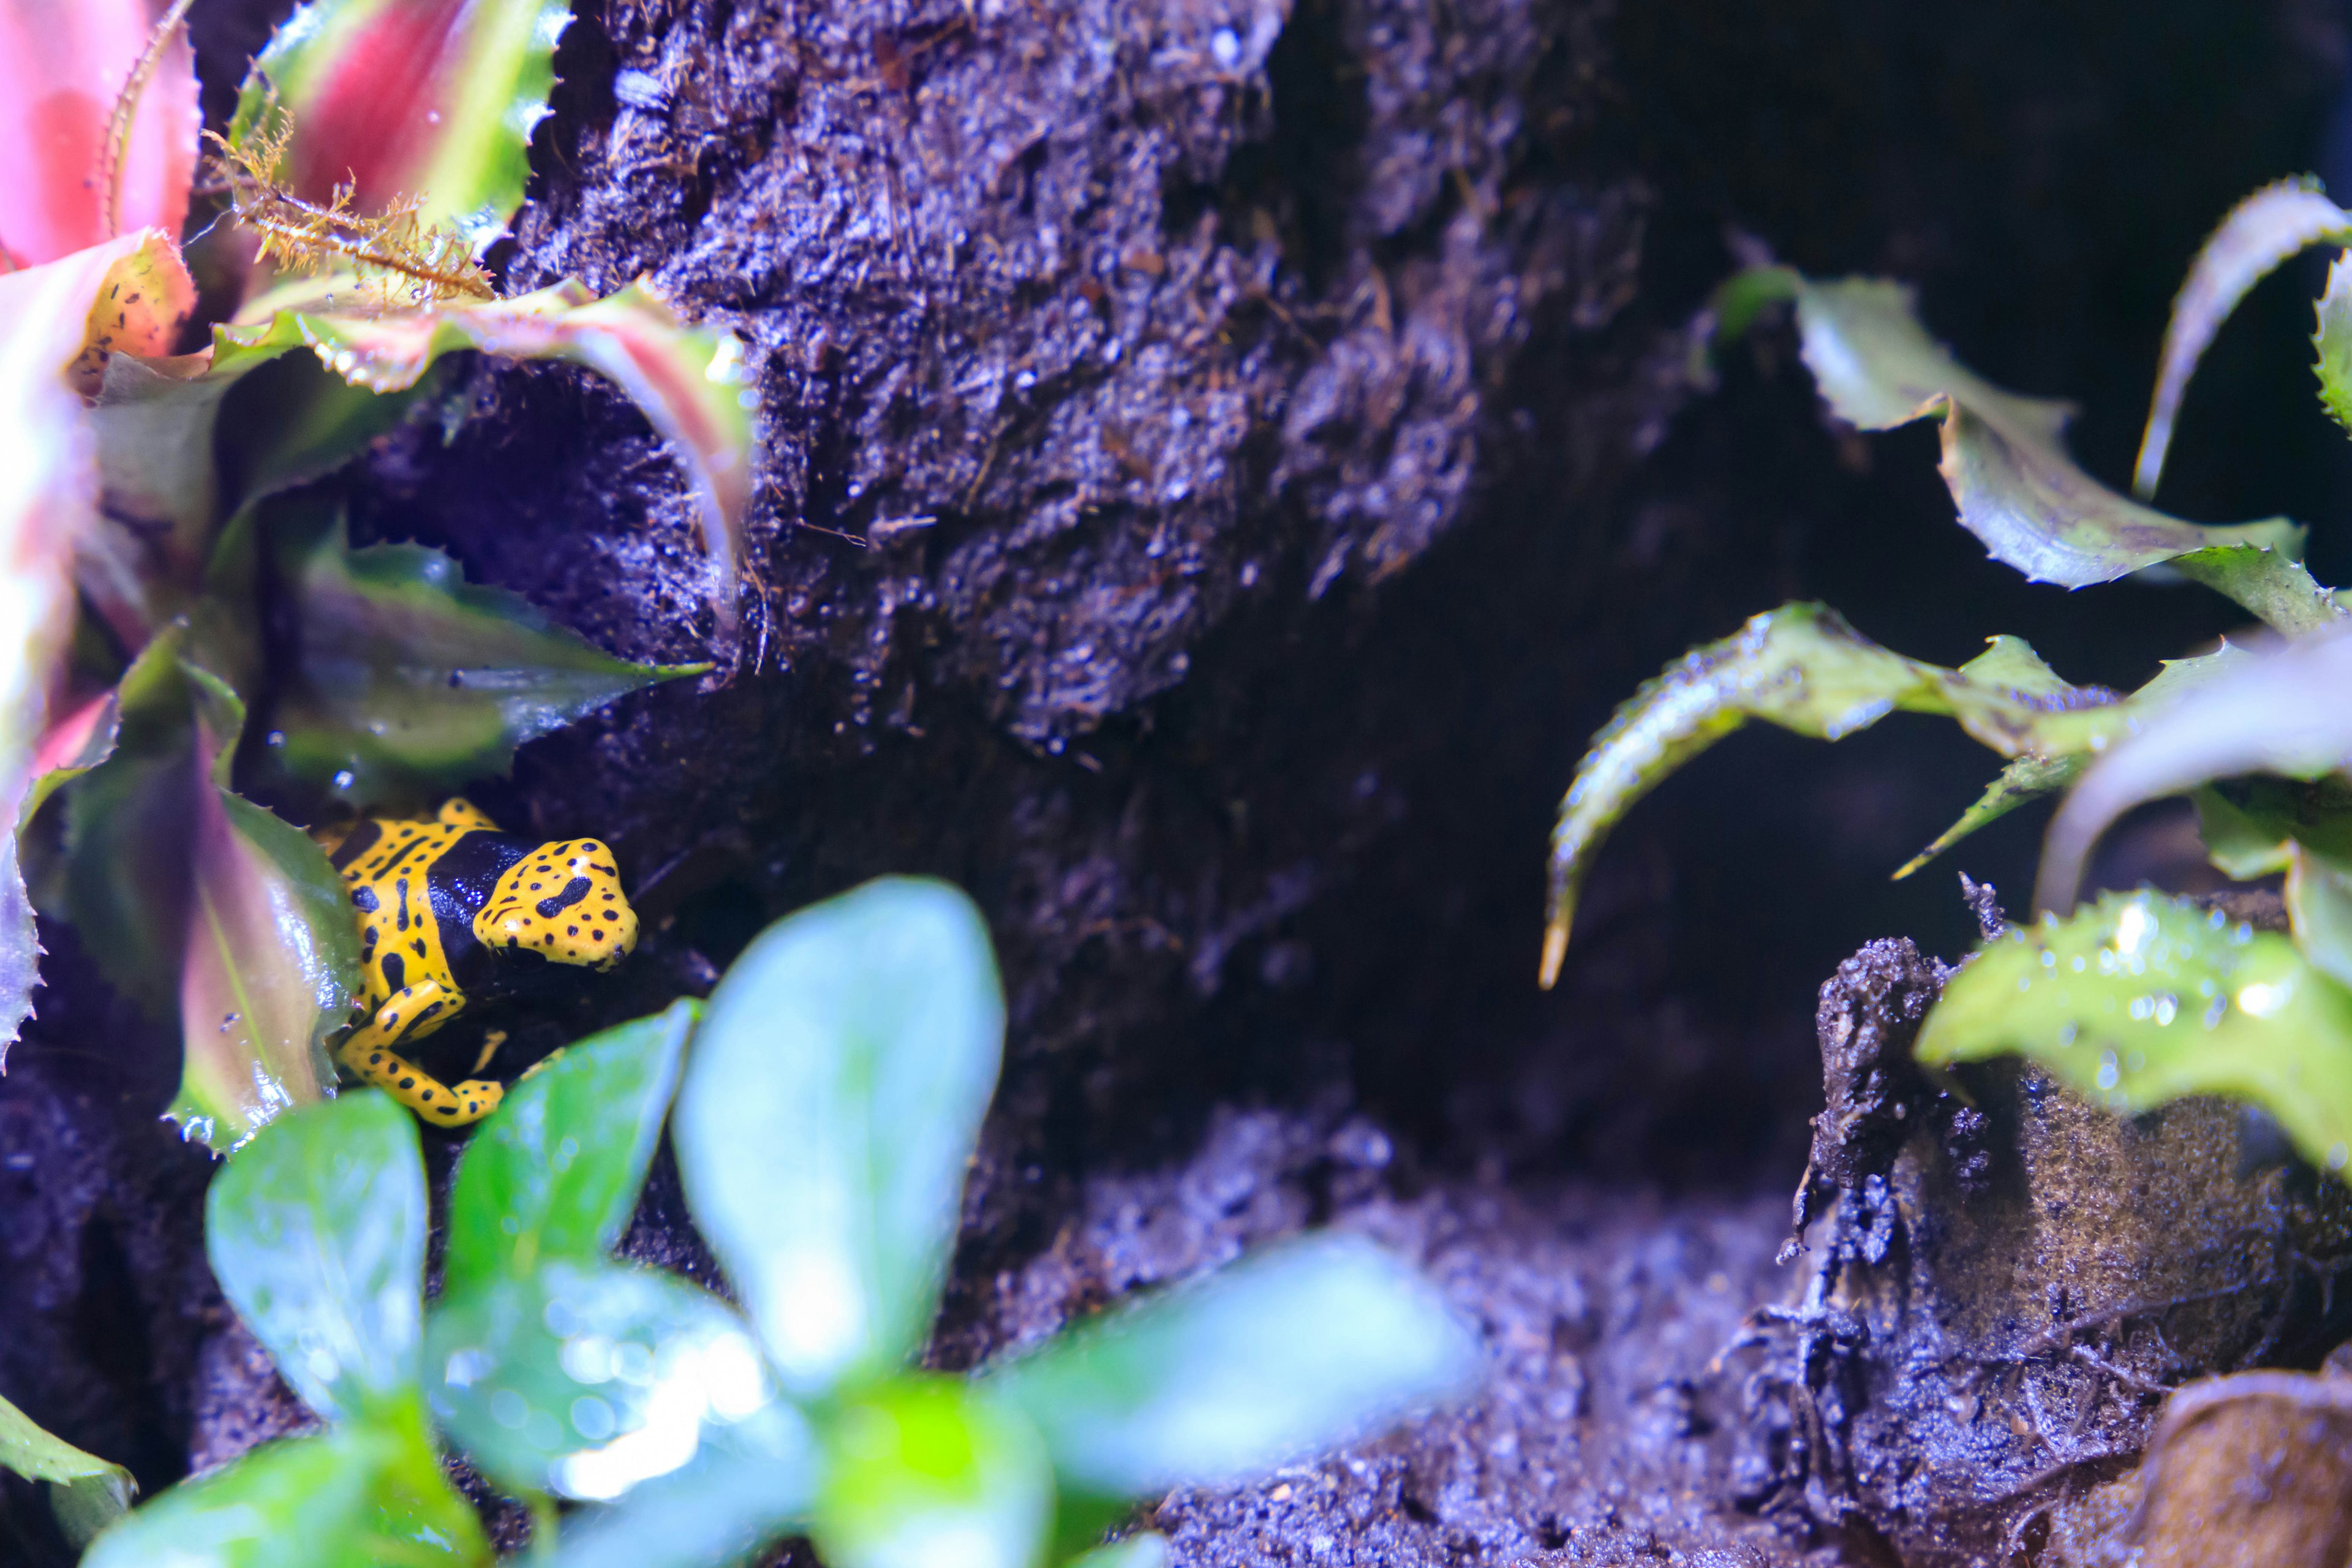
[0,0,198,268]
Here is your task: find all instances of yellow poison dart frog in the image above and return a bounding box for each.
[314,799,639,1127]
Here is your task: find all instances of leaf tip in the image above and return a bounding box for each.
[1538,921,1568,990]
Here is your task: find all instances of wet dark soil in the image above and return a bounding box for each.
[6,0,2352,1563]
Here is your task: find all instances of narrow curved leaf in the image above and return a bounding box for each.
[1542,605,2119,984]
[81,1415,488,1568]
[172,663,361,1150]
[0,0,197,266]
[443,1000,698,1292]
[676,878,1006,1398]
[205,1091,427,1423]
[2040,626,2352,912]
[0,1391,134,1548]
[232,0,570,254]
[813,1378,1054,1568]
[1917,891,2352,1176]
[2316,251,2352,437]
[551,1420,823,1568]
[1894,754,2083,881]
[2137,180,2352,497]
[270,502,705,808]
[987,1235,1481,1501]
[222,278,752,614]
[428,1259,783,1501]
[1774,271,2321,626]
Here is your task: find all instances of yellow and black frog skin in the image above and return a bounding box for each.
[314,799,639,1126]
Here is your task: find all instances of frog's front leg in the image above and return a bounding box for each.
[337,982,505,1126]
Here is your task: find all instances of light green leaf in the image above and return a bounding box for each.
[1773,270,2329,627]
[1895,753,2084,881]
[987,1235,1480,1501]
[2290,843,2352,994]
[0,1390,134,1548]
[444,1001,697,1293]
[428,1259,785,1501]
[550,1422,821,1568]
[2138,179,2352,496]
[676,878,1006,1399]
[81,1414,489,1568]
[813,1378,1054,1568]
[231,0,570,254]
[2191,782,2301,880]
[1065,1536,1170,1568]
[269,503,705,808]
[1917,890,2352,1175]
[2317,250,2352,437]
[205,1091,427,1423]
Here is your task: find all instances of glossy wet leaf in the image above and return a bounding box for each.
[2040,626,2352,911]
[2137,181,2352,496]
[813,1377,1054,1568]
[81,1415,488,1568]
[551,1424,821,1568]
[1917,891,2352,1175]
[230,0,570,254]
[989,1235,1480,1499]
[205,1091,427,1423]
[2317,251,2352,437]
[222,278,752,611]
[429,1259,782,1500]
[172,665,361,1150]
[676,878,1006,1398]
[270,505,704,807]
[0,0,198,266]
[1770,271,2315,613]
[0,1390,134,1547]
[444,1000,697,1293]
[1542,604,2122,983]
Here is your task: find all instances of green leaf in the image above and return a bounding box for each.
[1917,890,2352,1175]
[1542,605,2120,984]
[2316,251,2352,437]
[231,0,570,254]
[2138,180,2352,496]
[1774,270,2331,628]
[549,1425,821,1568]
[1895,753,2084,881]
[675,878,1006,1398]
[428,1259,784,1500]
[987,1235,1480,1500]
[813,1378,1054,1568]
[2039,627,2352,912]
[444,1000,697,1293]
[205,1091,428,1424]
[222,278,752,614]
[2290,843,2352,994]
[81,1414,489,1568]
[1065,1536,1170,1568]
[268,503,704,807]
[0,1390,135,1548]
[172,665,363,1150]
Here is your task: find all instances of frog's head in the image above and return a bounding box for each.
[473,838,639,971]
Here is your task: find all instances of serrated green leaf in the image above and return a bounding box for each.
[81,1413,488,1568]
[1896,753,2084,881]
[205,1091,427,1423]
[676,878,1006,1399]
[443,1000,697,1292]
[1917,891,2352,1175]
[268,502,705,807]
[428,1259,783,1500]
[813,1378,1054,1568]
[232,0,570,254]
[0,1390,134,1548]
[988,1235,1480,1501]
[2316,250,2352,438]
[2139,180,2352,496]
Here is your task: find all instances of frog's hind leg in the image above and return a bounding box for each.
[339,983,503,1126]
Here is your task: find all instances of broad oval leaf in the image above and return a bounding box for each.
[444,1000,698,1293]
[429,1259,783,1501]
[2137,180,2352,497]
[986,1235,1481,1501]
[813,1377,1054,1568]
[676,878,1006,1398]
[81,1415,488,1568]
[550,1420,822,1568]
[0,0,198,266]
[1917,891,2352,1175]
[270,503,706,807]
[0,1390,135,1548]
[205,1090,428,1423]
[230,0,570,254]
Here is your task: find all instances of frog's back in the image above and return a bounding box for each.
[325,804,532,1013]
